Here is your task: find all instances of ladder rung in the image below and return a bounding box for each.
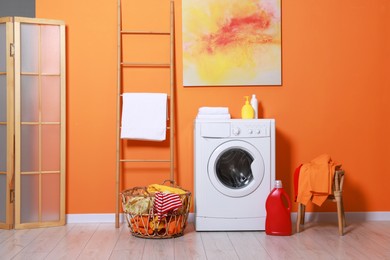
[121,62,170,67]
[121,30,170,35]
[120,159,171,163]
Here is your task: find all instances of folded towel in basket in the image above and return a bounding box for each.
[121,93,167,141]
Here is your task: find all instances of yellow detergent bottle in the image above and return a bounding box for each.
[241,96,254,119]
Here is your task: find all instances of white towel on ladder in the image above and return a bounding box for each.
[120,93,167,141]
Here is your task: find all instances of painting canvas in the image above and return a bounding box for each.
[182,0,281,86]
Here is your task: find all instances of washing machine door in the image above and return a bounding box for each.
[208,140,265,197]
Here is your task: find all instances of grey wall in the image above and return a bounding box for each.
[0,0,35,17]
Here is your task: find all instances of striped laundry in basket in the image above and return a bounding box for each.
[154,192,182,220]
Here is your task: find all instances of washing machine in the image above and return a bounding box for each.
[194,118,275,231]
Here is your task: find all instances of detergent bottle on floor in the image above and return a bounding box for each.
[265,180,292,236]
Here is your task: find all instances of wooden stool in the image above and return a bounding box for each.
[296,170,346,235]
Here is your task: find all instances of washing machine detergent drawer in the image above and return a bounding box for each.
[200,122,230,138]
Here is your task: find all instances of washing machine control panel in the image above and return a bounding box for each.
[231,122,270,137]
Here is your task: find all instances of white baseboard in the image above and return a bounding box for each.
[66,212,390,224]
[66,214,117,223]
[291,211,390,222]
[66,213,193,224]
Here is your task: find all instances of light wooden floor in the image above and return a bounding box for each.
[1,221,390,259]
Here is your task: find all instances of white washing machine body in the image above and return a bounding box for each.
[194,119,275,231]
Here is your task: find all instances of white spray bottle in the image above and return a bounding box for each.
[250,94,258,119]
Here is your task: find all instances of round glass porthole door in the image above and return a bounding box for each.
[216,148,253,189]
[208,140,265,197]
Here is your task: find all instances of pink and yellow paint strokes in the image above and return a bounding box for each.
[182,0,281,86]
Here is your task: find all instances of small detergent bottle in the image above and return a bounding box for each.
[241,96,254,119]
[250,94,258,119]
[265,180,292,236]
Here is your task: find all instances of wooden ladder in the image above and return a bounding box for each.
[115,0,175,228]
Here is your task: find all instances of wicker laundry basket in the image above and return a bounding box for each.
[121,181,191,239]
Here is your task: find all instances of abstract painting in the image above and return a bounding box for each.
[182,0,281,86]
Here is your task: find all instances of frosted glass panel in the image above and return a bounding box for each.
[41,76,60,122]
[0,24,5,72]
[42,173,60,221]
[21,174,39,223]
[0,75,6,122]
[21,24,39,73]
[21,125,39,172]
[41,25,60,75]
[42,125,60,171]
[21,75,39,122]
[0,174,6,222]
[0,125,6,172]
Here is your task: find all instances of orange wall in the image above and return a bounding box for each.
[36,0,390,214]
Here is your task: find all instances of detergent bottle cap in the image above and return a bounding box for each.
[275,180,283,189]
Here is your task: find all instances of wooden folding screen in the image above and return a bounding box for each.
[0,17,66,229]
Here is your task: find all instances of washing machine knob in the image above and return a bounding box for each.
[232,127,240,136]
[248,129,253,134]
